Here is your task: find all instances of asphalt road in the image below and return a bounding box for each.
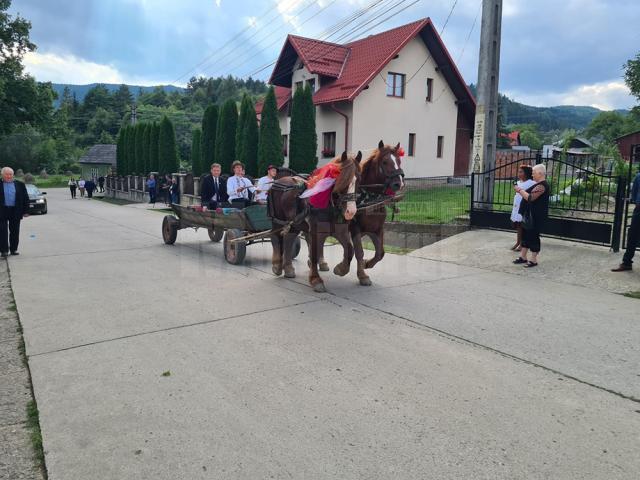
[7,188,640,480]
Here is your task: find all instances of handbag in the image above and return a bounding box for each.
[521,203,535,230]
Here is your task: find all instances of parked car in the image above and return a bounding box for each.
[26,184,47,214]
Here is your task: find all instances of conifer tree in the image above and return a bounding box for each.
[158,116,179,175]
[149,122,160,173]
[201,104,219,170]
[215,99,238,174]
[191,128,203,175]
[236,95,259,177]
[289,84,317,173]
[127,125,136,175]
[142,123,151,174]
[116,127,125,175]
[257,86,283,174]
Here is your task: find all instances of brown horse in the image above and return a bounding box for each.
[269,151,362,292]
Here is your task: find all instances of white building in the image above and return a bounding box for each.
[257,18,476,177]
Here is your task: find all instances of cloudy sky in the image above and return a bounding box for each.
[9,0,639,110]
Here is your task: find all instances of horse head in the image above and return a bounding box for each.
[362,141,405,194]
[332,150,362,221]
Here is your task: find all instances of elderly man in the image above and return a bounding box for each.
[0,167,29,257]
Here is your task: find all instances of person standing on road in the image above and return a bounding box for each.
[510,165,535,251]
[0,167,30,257]
[254,165,277,204]
[513,164,550,268]
[98,176,105,193]
[200,163,228,210]
[85,178,96,199]
[146,174,157,205]
[169,177,179,205]
[68,177,77,199]
[613,171,640,272]
[78,178,86,197]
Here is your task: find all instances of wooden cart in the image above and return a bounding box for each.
[162,204,300,265]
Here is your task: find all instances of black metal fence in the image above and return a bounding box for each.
[470,154,626,250]
[390,176,471,224]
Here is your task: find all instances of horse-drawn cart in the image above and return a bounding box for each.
[162,204,300,265]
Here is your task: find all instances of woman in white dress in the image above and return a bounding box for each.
[510,165,535,251]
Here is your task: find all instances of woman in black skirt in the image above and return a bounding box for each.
[512,164,550,268]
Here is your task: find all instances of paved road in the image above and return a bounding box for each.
[7,189,640,479]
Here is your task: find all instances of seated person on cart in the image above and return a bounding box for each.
[254,164,277,204]
[227,161,255,209]
[200,163,228,209]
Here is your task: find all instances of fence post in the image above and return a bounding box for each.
[470,172,475,222]
[611,176,625,252]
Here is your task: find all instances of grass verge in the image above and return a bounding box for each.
[95,197,137,206]
[26,400,45,466]
[622,291,640,299]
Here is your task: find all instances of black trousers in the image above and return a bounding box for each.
[623,205,640,266]
[0,208,21,253]
[521,227,541,253]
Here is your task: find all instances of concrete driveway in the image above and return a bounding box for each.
[6,188,640,479]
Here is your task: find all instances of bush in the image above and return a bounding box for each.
[64,170,73,176]
[39,169,48,178]
[16,169,24,177]
[24,173,34,183]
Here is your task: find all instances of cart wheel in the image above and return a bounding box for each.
[208,227,224,242]
[224,228,246,265]
[162,215,178,245]
[292,235,301,259]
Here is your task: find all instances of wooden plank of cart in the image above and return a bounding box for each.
[161,203,300,265]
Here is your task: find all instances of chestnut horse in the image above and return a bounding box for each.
[269,151,362,292]
[314,141,404,286]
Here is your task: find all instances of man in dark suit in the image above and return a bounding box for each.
[200,163,228,209]
[1,167,30,257]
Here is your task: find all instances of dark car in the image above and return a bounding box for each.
[26,184,48,214]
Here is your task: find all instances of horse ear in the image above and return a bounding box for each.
[341,151,348,162]
[395,142,401,151]
[355,151,362,163]
[378,140,384,149]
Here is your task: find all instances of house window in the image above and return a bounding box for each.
[307,78,316,92]
[295,81,303,91]
[282,135,288,156]
[408,134,416,157]
[437,136,444,158]
[386,72,405,98]
[322,132,336,158]
[426,78,433,102]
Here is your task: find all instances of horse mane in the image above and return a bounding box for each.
[333,154,360,193]
[361,148,381,180]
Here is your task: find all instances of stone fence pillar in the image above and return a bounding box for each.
[193,176,201,198]
[175,173,186,206]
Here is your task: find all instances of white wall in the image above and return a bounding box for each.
[351,36,459,177]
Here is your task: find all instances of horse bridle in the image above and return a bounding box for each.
[359,164,405,190]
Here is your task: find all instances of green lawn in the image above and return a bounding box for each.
[390,186,470,224]
[17,175,70,188]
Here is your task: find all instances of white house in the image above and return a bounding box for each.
[256,18,476,177]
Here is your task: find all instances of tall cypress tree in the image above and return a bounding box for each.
[191,128,203,175]
[149,122,160,173]
[116,128,125,175]
[158,116,179,175]
[127,125,136,175]
[215,99,238,174]
[142,123,151,174]
[257,86,283,174]
[239,97,259,177]
[201,104,219,170]
[135,123,145,174]
[289,84,317,173]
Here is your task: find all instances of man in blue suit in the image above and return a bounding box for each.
[200,163,228,210]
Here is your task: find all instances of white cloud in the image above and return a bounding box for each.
[505,80,636,110]
[23,51,171,86]
[216,0,222,6]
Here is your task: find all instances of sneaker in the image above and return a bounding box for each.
[513,257,527,264]
[611,263,632,272]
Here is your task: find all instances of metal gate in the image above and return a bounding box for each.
[470,154,626,251]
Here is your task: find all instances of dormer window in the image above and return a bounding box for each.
[386,72,405,98]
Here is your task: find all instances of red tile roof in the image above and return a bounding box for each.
[269,18,475,122]
[255,86,291,115]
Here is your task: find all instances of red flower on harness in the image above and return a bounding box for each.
[397,146,405,158]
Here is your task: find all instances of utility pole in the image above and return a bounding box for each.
[130,103,138,125]
[472,0,502,207]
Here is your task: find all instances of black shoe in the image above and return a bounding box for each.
[10,251,19,256]
[513,257,527,264]
[0,252,7,258]
[612,263,632,272]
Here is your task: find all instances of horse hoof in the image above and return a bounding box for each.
[359,277,372,286]
[319,262,330,272]
[333,264,349,277]
[272,265,283,276]
[284,267,296,278]
[312,282,326,293]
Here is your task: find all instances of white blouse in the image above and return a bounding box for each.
[511,179,536,222]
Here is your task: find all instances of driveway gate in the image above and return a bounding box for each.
[470,154,626,251]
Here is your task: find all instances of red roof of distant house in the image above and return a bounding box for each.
[499,131,521,147]
[269,18,475,122]
[255,86,291,115]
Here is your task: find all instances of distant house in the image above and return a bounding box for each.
[499,131,521,147]
[543,137,593,158]
[78,144,116,178]
[615,130,640,160]
[262,18,476,177]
